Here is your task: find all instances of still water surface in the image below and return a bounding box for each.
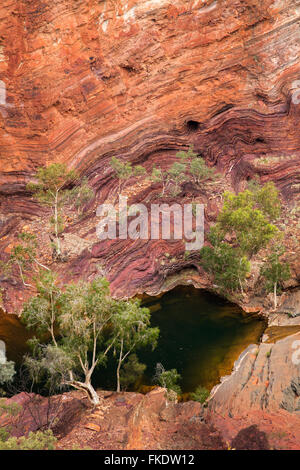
[139,287,266,392]
[0,287,266,393]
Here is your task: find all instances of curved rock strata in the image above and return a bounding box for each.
[0,0,299,450]
[0,0,299,312]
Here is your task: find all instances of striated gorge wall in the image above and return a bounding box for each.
[0,0,299,310]
[0,1,299,449]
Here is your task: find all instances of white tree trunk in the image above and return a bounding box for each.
[67,379,100,406]
[54,191,61,257]
[116,340,123,393]
[274,282,277,310]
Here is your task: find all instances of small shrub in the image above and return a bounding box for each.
[190,385,210,404]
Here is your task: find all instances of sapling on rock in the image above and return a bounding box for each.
[112,299,159,393]
[110,156,146,193]
[260,245,290,309]
[27,163,78,260]
[22,275,158,405]
[6,232,50,288]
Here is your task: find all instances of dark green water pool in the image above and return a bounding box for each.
[0,287,266,394]
[139,287,266,393]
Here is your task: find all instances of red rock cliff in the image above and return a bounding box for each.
[0,0,299,309]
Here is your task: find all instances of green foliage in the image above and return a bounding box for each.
[255,182,281,221]
[0,429,56,450]
[22,276,158,403]
[60,277,116,370]
[217,186,280,257]
[27,163,77,207]
[24,342,74,392]
[200,184,281,294]
[151,146,218,197]
[0,361,16,386]
[190,385,210,404]
[177,146,218,185]
[218,205,277,258]
[69,177,95,214]
[22,277,117,402]
[119,353,146,390]
[133,165,147,177]
[260,245,290,308]
[110,156,133,181]
[176,145,197,161]
[167,162,188,196]
[110,157,146,192]
[200,243,250,293]
[22,270,62,343]
[248,180,281,221]
[151,166,164,183]
[0,399,21,417]
[0,400,55,450]
[27,163,78,258]
[0,399,21,442]
[189,157,216,184]
[112,298,159,392]
[151,166,168,197]
[112,300,159,353]
[247,176,261,193]
[5,232,41,287]
[154,364,182,396]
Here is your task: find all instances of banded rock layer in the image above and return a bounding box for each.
[0,0,299,308]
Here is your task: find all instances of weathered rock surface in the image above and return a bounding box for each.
[0,388,226,450]
[278,289,300,317]
[2,372,300,450]
[208,332,300,449]
[0,0,299,450]
[0,0,299,311]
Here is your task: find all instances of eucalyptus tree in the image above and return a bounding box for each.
[110,156,146,193]
[22,275,158,405]
[200,184,282,295]
[260,245,290,309]
[112,299,159,393]
[151,146,218,197]
[200,228,250,294]
[7,232,50,288]
[177,146,217,185]
[27,163,78,259]
[59,277,119,404]
[22,276,116,405]
[216,187,279,258]
[151,165,169,197]
[189,158,217,185]
[167,161,188,196]
[22,270,62,345]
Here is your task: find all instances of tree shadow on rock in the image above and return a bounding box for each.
[231,425,270,450]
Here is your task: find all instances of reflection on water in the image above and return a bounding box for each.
[139,287,266,392]
[0,309,32,363]
[0,287,266,394]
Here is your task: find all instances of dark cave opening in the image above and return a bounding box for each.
[186,120,200,132]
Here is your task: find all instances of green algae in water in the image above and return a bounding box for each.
[139,287,266,393]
